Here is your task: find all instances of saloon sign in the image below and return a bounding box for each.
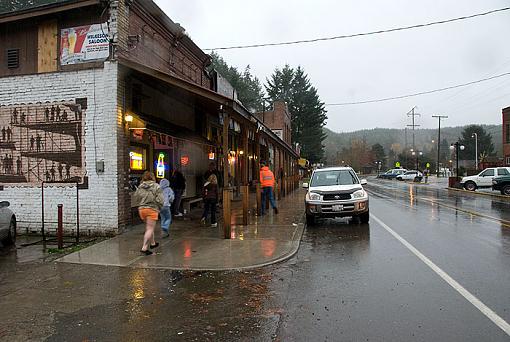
[60,23,110,65]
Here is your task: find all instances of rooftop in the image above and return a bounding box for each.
[0,0,75,16]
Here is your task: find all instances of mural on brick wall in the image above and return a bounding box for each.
[0,99,86,184]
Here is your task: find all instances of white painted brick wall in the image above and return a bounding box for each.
[0,62,120,235]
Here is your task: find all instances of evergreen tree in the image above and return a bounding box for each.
[265,66,328,163]
[371,143,386,165]
[458,125,494,160]
[210,52,264,113]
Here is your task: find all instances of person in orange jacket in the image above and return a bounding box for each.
[259,161,278,215]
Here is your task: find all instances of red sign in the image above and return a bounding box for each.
[180,155,189,166]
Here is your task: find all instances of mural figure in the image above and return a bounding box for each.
[16,157,21,175]
[58,162,63,180]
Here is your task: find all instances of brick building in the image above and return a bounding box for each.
[0,0,299,235]
[256,101,292,146]
[504,106,510,166]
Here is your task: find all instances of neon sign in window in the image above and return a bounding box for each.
[156,153,166,178]
[130,147,146,170]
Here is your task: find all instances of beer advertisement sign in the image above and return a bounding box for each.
[60,23,110,65]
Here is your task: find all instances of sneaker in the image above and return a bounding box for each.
[200,217,206,225]
[210,223,218,228]
[175,212,183,217]
[162,232,170,238]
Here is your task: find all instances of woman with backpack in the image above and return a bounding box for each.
[133,171,164,255]
[201,174,219,227]
[159,178,174,238]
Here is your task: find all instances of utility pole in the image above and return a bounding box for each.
[406,107,420,154]
[404,127,407,168]
[432,115,448,177]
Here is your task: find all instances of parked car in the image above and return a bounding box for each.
[460,167,510,191]
[396,170,423,182]
[492,175,510,196]
[0,201,16,246]
[303,166,369,225]
[378,168,407,179]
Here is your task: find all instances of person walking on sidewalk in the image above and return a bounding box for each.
[159,178,174,238]
[133,171,164,255]
[201,174,219,227]
[170,167,186,217]
[260,161,278,215]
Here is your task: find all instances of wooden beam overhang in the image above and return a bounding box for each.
[0,0,100,24]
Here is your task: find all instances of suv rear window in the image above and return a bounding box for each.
[311,170,359,186]
[497,168,509,176]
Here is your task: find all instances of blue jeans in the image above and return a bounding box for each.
[160,206,172,232]
[261,186,277,215]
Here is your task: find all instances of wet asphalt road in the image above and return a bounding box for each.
[1,178,510,341]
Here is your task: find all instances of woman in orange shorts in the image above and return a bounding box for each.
[133,171,164,255]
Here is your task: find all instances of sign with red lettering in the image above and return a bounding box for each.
[180,155,189,166]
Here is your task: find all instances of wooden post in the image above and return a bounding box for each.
[241,185,249,225]
[222,109,231,239]
[222,110,229,191]
[256,182,261,216]
[242,126,249,186]
[223,188,231,239]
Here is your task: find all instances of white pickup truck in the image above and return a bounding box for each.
[460,167,510,191]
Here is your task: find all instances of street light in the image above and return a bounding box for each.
[450,142,465,178]
[472,132,478,170]
[411,150,423,170]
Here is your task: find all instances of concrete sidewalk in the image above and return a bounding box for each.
[57,188,305,271]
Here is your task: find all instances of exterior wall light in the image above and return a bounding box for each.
[125,114,133,123]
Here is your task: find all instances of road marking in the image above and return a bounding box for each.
[371,214,510,336]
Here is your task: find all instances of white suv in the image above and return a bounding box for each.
[303,167,369,225]
[460,167,510,191]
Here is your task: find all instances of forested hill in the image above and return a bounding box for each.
[323,125,502,165]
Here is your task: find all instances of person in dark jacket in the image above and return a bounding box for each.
[170,167,186,217]
[201,174,218,227]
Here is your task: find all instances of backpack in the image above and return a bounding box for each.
[167,187,175,204]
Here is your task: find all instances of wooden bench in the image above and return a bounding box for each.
[182,197,203,214]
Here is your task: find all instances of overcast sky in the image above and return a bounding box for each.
[155,0,510,133]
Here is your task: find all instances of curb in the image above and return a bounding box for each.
[447,187,510,201]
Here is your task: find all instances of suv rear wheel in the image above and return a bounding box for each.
[464,181,477,191]
[306,214,316,226]
[358,212,369,224]
[2,219,16,245]
[501,185,510,196]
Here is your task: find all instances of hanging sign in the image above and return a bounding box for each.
[180,155,189,166]
[426,163,430,168]
[395,162,401,167]
[60,23,110,65]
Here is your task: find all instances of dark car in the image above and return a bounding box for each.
[0,201,16,246]
[492,175,510,196]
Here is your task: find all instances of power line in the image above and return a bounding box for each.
[205,7,510,51]
[325,71,510,106]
